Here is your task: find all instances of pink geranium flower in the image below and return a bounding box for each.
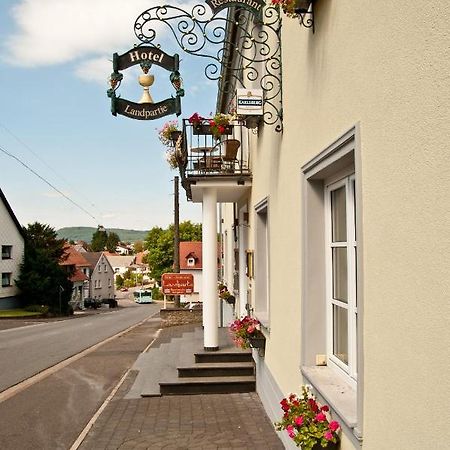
[329,421,340,432]
[315,412,326,422]
[294,415,304,426]
[324,431,333,441]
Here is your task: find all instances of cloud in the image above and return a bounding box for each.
[2,0,167,68]
[75,56,112,84]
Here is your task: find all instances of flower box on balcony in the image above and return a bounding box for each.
[192,124,233,136]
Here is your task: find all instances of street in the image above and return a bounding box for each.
[0,299,162,450]
[0,298,160,392]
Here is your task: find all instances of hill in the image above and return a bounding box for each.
[57,227,148,243]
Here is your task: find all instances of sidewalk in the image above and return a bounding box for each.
[79,323,284,450]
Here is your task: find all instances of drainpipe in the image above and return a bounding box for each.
[202,187,219,350]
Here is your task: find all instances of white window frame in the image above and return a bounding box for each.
[325,175,357,381]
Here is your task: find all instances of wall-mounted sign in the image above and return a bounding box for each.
[236,89,264,116]
[107,45,184,121]
[206,0,265,16]
[162,273,194,295]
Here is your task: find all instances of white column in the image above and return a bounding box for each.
[238,206,248,318]
[202,188,219,350]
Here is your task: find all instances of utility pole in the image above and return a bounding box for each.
[173,176,180,308]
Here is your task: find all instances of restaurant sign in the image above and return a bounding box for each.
[161,273,194,295]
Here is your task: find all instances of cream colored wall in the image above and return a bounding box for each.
[249,1,450,448]
[0,199,24,299]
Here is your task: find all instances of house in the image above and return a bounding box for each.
[179,241,203,303]
[174,2,449,449]
[0,188,25,310]
[82,252,115,301]
[115,243,131,255]
[59,244,90,309]
[104,254,135,280]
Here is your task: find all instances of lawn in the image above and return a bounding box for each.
[0,309,42,318]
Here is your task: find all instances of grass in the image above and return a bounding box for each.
[0,309,42,318]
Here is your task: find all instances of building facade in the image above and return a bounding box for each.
[83,252,115,301]
[0,189,25,310]
[176,2,449,449]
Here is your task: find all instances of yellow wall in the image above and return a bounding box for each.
[248,1,450,448]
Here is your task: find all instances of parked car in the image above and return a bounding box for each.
[183,302,203,310]
[120,287,128,292]
[84,298,102,309]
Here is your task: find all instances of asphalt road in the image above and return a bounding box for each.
[0,299,163,450]
[0,298,160,392]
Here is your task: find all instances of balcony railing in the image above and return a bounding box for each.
[181,119,250,178]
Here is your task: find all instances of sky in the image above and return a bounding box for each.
[0,0,219,232]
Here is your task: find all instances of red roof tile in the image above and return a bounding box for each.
[60,245,90,267]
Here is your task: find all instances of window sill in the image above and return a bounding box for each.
[301,365,358,430]
[254,311,270,330]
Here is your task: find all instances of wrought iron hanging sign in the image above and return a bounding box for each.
[133,1,283,131]
[107,45,184,121]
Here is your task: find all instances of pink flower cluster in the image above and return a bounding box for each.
[275,387,340,448]
[229,316,260,349]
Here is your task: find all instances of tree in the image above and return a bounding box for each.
[144,221,202,283]
[91,226,107,251]
[133,240,144,253]
[115,274,124,289]
[16,222,73,314]
[106,232,120,253]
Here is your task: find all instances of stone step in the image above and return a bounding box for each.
[158,376,256,395]
[178,361,255,378]
[195,351,253,364]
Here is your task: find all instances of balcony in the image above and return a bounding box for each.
[179,119,252,203]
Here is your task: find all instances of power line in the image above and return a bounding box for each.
[0,122,104,217]
[0,144,99,223]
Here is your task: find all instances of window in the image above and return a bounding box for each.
[108,278,112,287]
[2,273,12,287]
[254,197,269,324]
[1,246,12,259]
[301,126,361,437]
[104,265,107,272]
[326,176,357,379]
[98,265,101,272]
[187,258,195,267]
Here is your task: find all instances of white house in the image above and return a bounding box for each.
[0,189,25,310]
[105,254,135,280]
[82,252,115,301]
[179,241,203,303]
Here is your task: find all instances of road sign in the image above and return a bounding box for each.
[161,273,194,295]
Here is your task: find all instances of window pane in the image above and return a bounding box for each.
[331,186,346,242]
[332,247,348,303]
[333,305,348,365]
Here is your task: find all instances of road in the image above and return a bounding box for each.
[0,298,162,450]
[0,298,160,392]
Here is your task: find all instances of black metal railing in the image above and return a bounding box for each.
[181,119,250,177]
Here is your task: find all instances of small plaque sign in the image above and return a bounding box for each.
[162,273,194,295]
[236,88,263,116]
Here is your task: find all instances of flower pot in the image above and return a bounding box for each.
[192,124,213,135]
[294,0,312,13]
[248,333,265,349]
[311,440,340,450]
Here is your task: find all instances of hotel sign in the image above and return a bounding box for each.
[108,45,183,121]
[162,273,194,295]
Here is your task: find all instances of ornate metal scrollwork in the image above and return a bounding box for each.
[134,4,283,131]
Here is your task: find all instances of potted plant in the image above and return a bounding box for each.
[188,112,210,135]
[208,113,234,140]
[229,316,264,349]
[158,120,181,146]
[164,135,184,170]
[275,386,340,449]
[271,0,312,17]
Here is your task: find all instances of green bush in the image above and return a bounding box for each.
[24,304,49,315]
[152,286,163,300]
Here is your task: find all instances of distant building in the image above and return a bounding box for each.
[105,254,135,279]
[179,242,203,303]
[60,244,90,309]
[0,189,25,310]
[82,252,115,301]
[115,244,131,255]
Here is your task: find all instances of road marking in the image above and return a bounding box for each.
[0,312,158,404]
[69,328,161,450]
